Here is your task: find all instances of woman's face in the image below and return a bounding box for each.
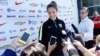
[47,7,57,21]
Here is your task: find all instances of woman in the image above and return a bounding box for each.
[39,1,65,56]
[92,11,100,38]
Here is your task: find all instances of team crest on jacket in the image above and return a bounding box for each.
[59,24,62,28]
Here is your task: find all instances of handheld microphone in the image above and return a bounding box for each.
[61,29,75,42]
[71,24,79,33]
[62,30,67,37]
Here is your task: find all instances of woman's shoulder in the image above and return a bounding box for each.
[57,19,65,23]
[42,19,50,26]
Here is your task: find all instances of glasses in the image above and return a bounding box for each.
[80,12,87,14]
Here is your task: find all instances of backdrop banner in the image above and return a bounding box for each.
[0,0,78,55]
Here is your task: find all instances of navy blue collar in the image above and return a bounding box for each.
[48,17,58,23]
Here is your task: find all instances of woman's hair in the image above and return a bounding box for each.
[93,11,99,17]
[47,1,58,11]
[20,43,47,56]
[96,34,100,45]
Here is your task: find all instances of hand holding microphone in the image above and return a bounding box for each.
[61,30,67,38]
[62,30,67,35]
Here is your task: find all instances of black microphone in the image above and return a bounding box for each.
[68,32,75,43]
[71,24,85,46]
[71,24,79,33]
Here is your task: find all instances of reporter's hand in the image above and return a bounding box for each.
[47,42,57,56]
[96,50,100,56]
[11,36,29,50]
[62,39,68,52]
[63,43,68,53]
[73,40,83,49]
[75,33,83,38]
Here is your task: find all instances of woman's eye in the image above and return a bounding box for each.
[53,11,55,13]
[49,12,51,14]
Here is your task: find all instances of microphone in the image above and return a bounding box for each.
[61,29,70,39]
[61,29,72,37]
[61,30,69,42]
[71,24,79,33]
[61,29,75,42]
[62,30,80,56]
[62,30,67,37]
[68,32,75,43]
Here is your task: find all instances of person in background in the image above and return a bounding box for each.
[78,7,94,49]
[38,1,66,56]
[92,11,100,38]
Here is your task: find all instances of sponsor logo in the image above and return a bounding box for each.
[38,10,42,13]
[44,10,47,13]
[10,36,18,39]
[0,15,2,18]
[0,0,8,5]
[26,0,29,1]
[20,28,27,32]
[40,21,44,24]
[0,31,5,34]
[30,27,34,31]
[32,38,37,42]
[19,10,26,12]
[9,30,16,33]
[40,3,46,8]
[0,23,6,26]
[0,37,6,42]
[63,6,66,8]
[58,10,61,13]
[44,15,48,17]
[29,3,38,7]
[58,6,62,9]
[14,21,25,25]
[28,15,35,18]
[18,15,26,18]
[7,8,16,12]
[29,10,35,13]
[65,18,68,21]
[63,14,67,17]
[15,1,24,5]
[59,14,62,17]
[7,15,16,18]
[31,32,36,35]
[28,20,37,25]
[37,15,42,18]
[0,9,3,11]
[36,27,40,29]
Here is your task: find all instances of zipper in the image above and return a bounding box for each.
[53,21,57,28]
